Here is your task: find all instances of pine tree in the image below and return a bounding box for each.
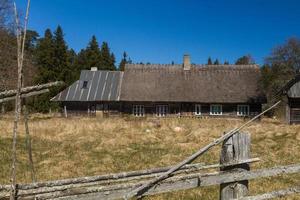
[53,25,71,84]
[119,51,128,71]
[224,61,229,65]
[100,42,116,70]
[214,59,219,65]
[110,53,116,69]
[67,48,78,82]
[83,35,102,70]
[33,28,56,112]
[34,29,55,84]
[207,57,213,65]
[33,26,73,112]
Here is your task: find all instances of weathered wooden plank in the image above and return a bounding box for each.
[0,81,63,99]
[220,132,250,200]
[0,163,298,200]
[237,186,300,200]
[124,101,281,199]
[0,158,259,192]
[0,89,50,103]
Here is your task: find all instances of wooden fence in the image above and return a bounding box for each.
[0,132,299,200]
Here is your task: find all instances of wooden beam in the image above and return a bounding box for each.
[220,132,250,200]
[0,81,63,99]
[0,89,49,103]
[64,105,68,118]
[0,163,299,200]
[0,159,259,191]
[237,186,300,200]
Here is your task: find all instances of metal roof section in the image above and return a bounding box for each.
[51,70,123,102]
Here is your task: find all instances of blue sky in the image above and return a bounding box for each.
[16,0,300,65]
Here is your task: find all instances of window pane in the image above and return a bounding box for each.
[211,105,222,115]
[238,105,249,116]
[195,105,201,115]
[156,105,168,117]
[133,105,144,117]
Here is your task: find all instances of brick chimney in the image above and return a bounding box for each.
[183,54,191,70]
[91,67,98,71]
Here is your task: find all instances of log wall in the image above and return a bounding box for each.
[62,102,262,118]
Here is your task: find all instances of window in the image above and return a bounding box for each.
[156,105,168,117]
[103,104,109,113]
[195,104,201,115]
[237,105,250,116]
[210,104,222,115]
[133,105,145,117]
[82,81,88,89]
[90,105,96,113]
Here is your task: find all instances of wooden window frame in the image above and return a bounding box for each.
[156,105,168,117]
[82,81,88,89]
[133,105,145,117]
[210,104,222,115]
[237,105,250,116]
[194,104,201,116]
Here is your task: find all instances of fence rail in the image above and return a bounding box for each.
[0,162,299,199]
[0,81,63,100]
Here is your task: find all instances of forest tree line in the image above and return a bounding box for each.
[1,0,300,113]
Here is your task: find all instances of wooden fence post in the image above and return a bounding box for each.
[220,132,250,200]
[64,105,68,118]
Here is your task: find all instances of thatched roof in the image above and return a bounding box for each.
[120,64,266,103]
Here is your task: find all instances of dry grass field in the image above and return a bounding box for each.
[0,115,300,199]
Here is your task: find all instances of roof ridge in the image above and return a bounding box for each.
[125,64,260,70]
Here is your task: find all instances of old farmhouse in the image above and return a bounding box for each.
[51,55,266,118]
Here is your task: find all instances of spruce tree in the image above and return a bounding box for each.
[33,29,56,112]
[53,25,71,84]
[33,26,73,112]
[214,59,220,65]
[67,48,78,82]
[119,51,128,71]
[100,42,116,70]
[207,57,213,65]
[34,29,55,84]
[84,35,102,69]
[110,53,116,69]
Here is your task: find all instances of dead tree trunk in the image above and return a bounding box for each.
[219,132,250,200]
